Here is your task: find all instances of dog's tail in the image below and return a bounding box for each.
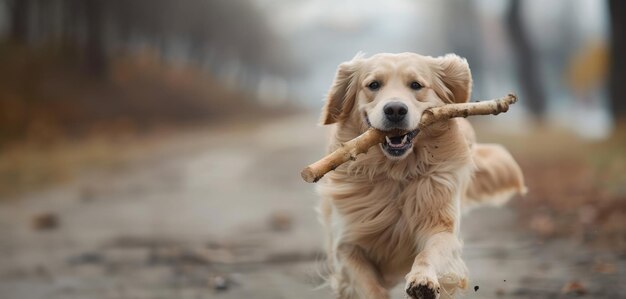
[463,143,526,212]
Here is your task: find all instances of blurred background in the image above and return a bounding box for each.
[0,0,624,298]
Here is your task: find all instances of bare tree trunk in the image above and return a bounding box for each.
[444,1,485,98]
[8,0,30,43]
[609,0,626,120]
[506,0,547,118]
[83,0,107,76]
[61,0,79,49]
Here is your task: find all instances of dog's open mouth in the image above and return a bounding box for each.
[381,131,416,156]
[364,113,419,157]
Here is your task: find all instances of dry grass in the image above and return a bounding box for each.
[0,42,292,197]
[0,43,274,145]
[0,128,157,197]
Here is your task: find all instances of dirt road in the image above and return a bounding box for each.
[0,114,623,299]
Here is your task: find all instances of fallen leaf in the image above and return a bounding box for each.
[495,288,505,296]
[561,280,587,295]
[592,261,616,274]
[32,213,59,230]
[529,214,555,237]
[268,211,293,232]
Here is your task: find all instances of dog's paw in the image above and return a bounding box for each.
[405,272,440,299]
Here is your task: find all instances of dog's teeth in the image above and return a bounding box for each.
[385,136,392,144]
[401,135,408,144]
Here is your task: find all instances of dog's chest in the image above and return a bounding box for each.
[330,176,455,254]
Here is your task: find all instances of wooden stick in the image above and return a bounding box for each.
[301,93,518,183]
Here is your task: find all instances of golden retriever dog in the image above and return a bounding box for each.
[316,52,525,299]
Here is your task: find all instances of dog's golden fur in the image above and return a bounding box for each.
[316,53,525,299]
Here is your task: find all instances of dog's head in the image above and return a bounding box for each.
[320,52,472,160]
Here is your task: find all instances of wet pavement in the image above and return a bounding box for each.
[0,114,623,299]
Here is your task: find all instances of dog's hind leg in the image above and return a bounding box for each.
[464,143,526,212]
[330,243,389,299]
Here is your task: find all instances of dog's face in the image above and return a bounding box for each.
[321,53,472,160]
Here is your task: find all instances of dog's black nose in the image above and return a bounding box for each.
[383,102,407,123]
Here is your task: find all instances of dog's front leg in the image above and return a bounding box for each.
[332,243,389,299]
[405,232,468,299]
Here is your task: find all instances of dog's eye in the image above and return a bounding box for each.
[367,81,381,91]
[410,81,423,90]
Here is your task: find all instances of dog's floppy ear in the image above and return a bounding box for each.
[431,54,472,104]
[320,54,363,125]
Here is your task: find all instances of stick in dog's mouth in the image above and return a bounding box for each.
[301,93,518,183]
[364,113,420,156]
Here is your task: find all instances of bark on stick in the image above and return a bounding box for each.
[301,93,518,183]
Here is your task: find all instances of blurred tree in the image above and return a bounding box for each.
[7,0,30,42]
[566,41,608,96]
[443,1,485,99]
[2,0,293,81]
[83,0,107,76]
[506,0,547,118]
[609,0,626,120]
